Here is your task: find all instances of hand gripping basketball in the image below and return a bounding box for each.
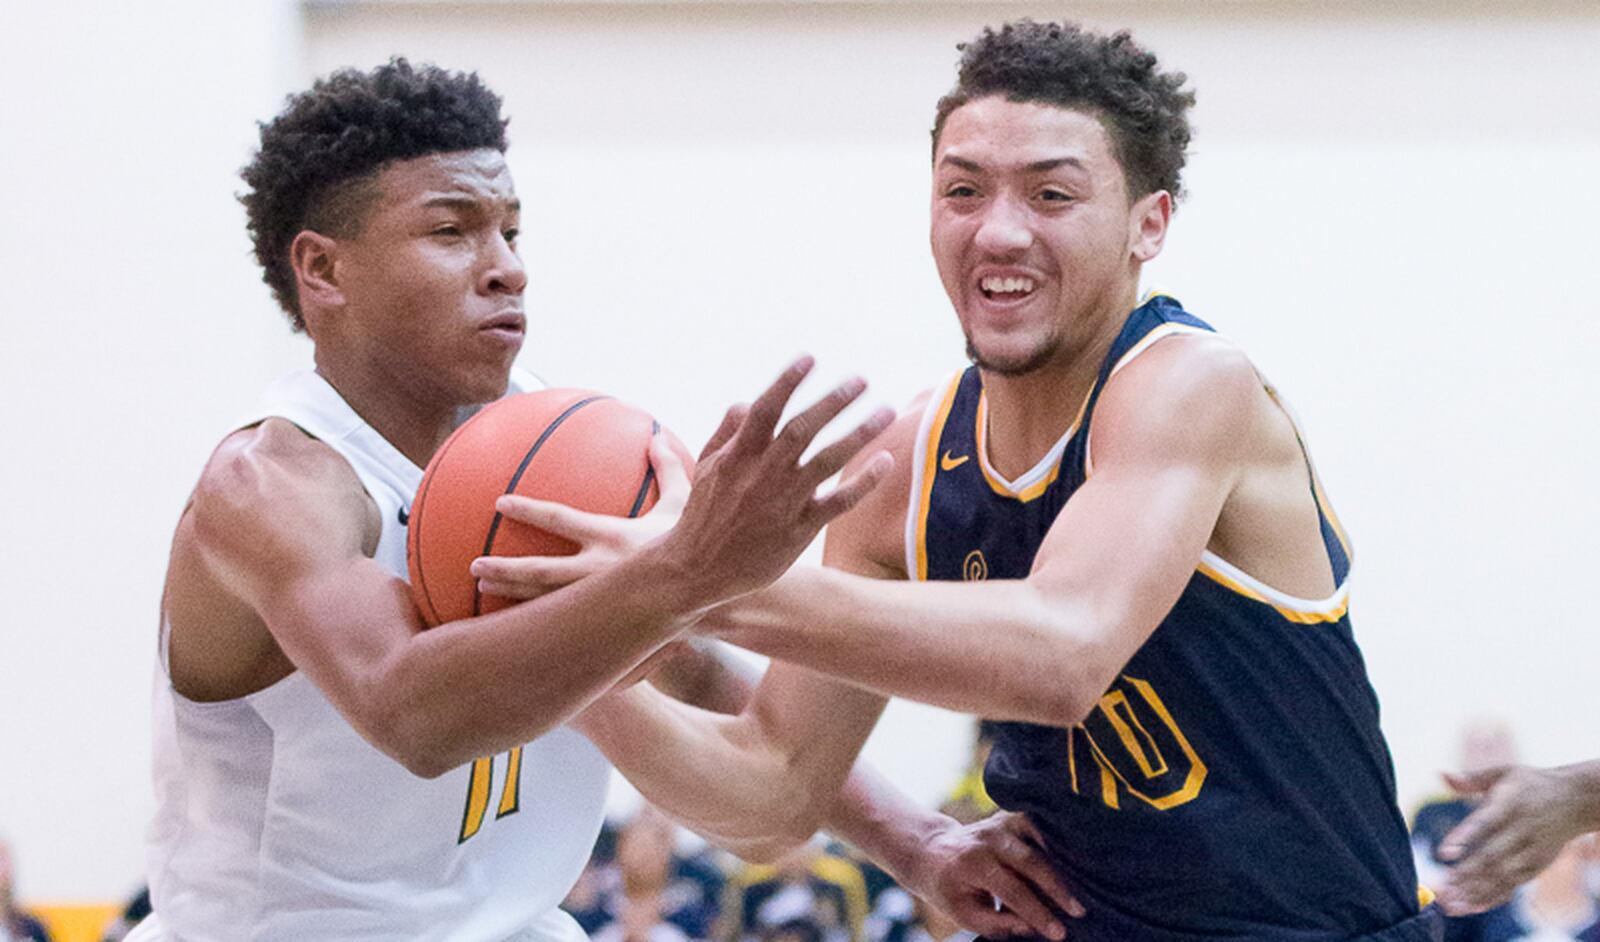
[469,357,893,611]
[656,355,895,608]
[470,434,694,600]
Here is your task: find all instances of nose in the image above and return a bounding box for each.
[973,193,1034,257]
[480,231,527,296]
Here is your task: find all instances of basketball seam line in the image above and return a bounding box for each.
[626,419,661,519]
[473,396,609,617]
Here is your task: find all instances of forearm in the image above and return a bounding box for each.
[639,638,946,875]
[579,665,886,860]
[826,762,948,883]
[279,543,709,777]
[707,567,1103,726]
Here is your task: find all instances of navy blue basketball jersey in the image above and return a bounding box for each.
[907,296,1434,941]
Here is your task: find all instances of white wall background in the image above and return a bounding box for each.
[1,0,1597,903]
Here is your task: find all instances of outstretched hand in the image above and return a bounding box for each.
[472,357,894,609]
[1434,762,1600,914]
[663,356,894,605]
[900,813,1083,940]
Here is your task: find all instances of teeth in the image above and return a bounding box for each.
[981,276,1036,295]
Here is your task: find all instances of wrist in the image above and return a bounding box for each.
[878,809,953,889]
[629,534,726,619]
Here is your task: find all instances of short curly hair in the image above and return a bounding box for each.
[240,58,509,330]
[932,20,1195,202]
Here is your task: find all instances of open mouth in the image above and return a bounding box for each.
[979,275,1037,302]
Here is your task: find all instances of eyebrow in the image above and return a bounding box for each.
[938,155,1087,174]
[421,195,521,213]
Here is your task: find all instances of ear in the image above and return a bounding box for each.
[1129,190,1172,263]
[288,230,345,323]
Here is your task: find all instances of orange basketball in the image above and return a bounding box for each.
[407,389,691,627]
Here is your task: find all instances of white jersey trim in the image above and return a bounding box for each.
[904,371,964,581]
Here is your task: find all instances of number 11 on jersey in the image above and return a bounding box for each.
[459,746,523,842]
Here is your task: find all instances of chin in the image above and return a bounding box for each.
[965,334,1062,377]
[450,365,513,406]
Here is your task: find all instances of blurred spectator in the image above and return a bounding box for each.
[98,885,151,942]
[1470,837,1600,941]
[0,838,53,942]
[565,822,624,935]
[762,918,822,942]
[595,805,689,942]
[940,722,1000,826]
[569,806,730,942]
[724,841,868,942]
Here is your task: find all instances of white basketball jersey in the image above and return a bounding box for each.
[139,370,611,942]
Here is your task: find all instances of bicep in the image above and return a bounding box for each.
[186,423,421,717]
[1029,342,1258,680]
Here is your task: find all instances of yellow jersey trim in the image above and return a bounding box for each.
[914,374,964,580]
[1263,384,1354,563]
[973,387,1088,502]
[1084,322,1213,478]
[1195,558,1350,625]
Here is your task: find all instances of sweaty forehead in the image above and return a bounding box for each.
[937,98,1116,174]
[374,149,518,211]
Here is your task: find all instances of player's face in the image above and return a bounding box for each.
[335,149,526,406]
[931,97,1152,376]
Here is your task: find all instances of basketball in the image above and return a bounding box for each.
[407,389,692,627]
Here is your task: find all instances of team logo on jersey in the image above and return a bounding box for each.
[963,550,988,581]
[941,450,971,471]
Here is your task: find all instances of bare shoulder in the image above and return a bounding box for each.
[167,419,381,700]
[823,390,932,578]
[178,420,378,625]
[190,418,376,561]
[198,418,363,505]
[1094,333,1267,464]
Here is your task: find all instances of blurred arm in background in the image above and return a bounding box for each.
[1435,758,1600,914]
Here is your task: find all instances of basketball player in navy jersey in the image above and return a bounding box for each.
[482,20,1440,941]
[131,60,1073,941]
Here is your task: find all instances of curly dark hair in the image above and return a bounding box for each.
[932,20,1195,202]
[240,58,509,330]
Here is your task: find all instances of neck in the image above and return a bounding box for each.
[978,294,1132,480]
[313,351,459,469]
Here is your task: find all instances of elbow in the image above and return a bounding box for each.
[729,809,822,865]
[391,743,458,781]
[1014,683,1097,729]
[1005,636,1104,727]
[725,770,830,864]
[1008,595,1117,727]
[355,659,475,780]
[734,834,808,866]
[364,703,461,780]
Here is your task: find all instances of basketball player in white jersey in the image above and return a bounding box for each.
[133,60,1074,941]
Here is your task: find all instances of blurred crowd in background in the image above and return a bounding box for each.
[4,720,1597,942]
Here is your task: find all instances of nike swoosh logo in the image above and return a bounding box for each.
[941,451,970,471]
